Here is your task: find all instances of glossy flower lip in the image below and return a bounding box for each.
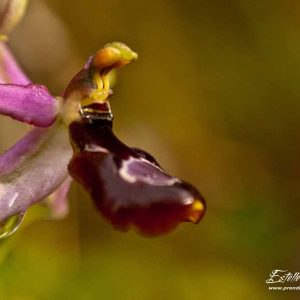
[68,119,206,236]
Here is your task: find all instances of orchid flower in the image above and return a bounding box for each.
[0,0,206,237]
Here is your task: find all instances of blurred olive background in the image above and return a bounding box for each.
[0,0,299,299]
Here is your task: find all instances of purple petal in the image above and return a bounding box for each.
[0,121,72,222]
[0,83,58,127]
[0,43,30,84]
[46,176,72,219]
[0,126,46,176]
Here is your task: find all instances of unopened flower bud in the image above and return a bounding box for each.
[0,0,28,38]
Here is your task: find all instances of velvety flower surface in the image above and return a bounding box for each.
[68,119,205,235]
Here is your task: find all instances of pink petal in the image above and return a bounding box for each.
[0,126,46,176]
[0,121,73,222]
[0,43,30,84]
[0,83,58,127]
[46,176,73,219]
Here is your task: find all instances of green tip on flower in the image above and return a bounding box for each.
[106,42,138,61]
[91,42,138,72]
[0,0,28,37]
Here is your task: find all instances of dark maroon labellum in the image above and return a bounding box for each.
[68,117,206,236]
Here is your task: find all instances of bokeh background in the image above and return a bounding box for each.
[0,0,299,299]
